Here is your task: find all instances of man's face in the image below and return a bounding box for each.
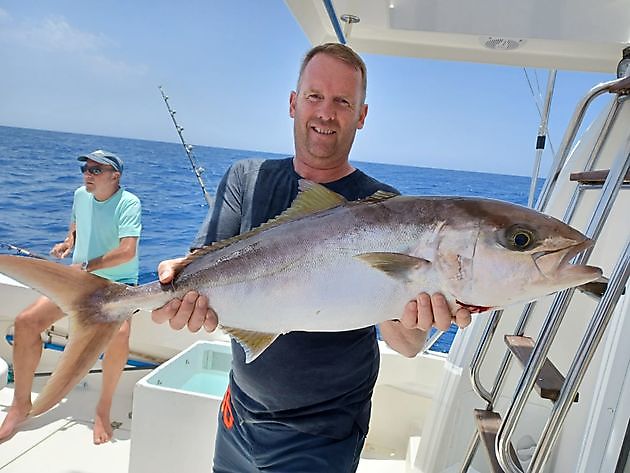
[289,53,367,170]
[80,159,118,194]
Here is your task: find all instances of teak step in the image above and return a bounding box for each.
[569,169,630,185]
[504,335,579,402]
[474,409,523,473]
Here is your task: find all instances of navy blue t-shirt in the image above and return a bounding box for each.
[193,157,399,439]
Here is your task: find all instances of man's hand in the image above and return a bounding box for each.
[379,293,472,357]
[401,293,471,331]
[151,258,219,333]
[50,241,73,259]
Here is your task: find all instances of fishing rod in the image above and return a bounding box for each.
[0,241,50,260]
[158,85,214,207]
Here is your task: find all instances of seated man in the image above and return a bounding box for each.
[0,149,142,444]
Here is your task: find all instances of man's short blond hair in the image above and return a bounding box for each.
[297,43,367,103]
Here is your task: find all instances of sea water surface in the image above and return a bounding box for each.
[0,125,542,352]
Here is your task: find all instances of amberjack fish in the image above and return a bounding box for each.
[0,181,602,417]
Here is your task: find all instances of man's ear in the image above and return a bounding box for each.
[357,103,368,130]
[289,91,297,118]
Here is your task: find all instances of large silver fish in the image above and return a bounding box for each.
[0,181,602,417]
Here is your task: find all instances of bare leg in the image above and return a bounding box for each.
[0,296,64,442]
[93,320,130,445]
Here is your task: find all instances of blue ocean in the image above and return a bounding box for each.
[0,125,541,352]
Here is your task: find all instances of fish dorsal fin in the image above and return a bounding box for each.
[356,189,398,204]
[221,326,280,363]
[355,252,431,283]
[175,180,348,270]
[293,179,347,213]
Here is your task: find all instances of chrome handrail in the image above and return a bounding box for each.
[469,309,503,403]
[496,137,630,473]
[462,76,630,472]
[537,76,630,210]
[529,240,629,471]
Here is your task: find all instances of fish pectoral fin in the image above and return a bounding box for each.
[355,252,431,282]
[221,326,280,363]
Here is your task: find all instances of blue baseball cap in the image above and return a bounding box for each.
[77,149,124,173]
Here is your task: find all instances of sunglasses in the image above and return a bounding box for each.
[80,165,111,175]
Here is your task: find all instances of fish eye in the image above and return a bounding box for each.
[506,227,535,251]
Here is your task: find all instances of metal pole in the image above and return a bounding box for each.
[496,135,630,473]
[528,70,557,208]
[529,240,630,472]
[536,76,629,211]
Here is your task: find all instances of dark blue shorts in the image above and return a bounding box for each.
[212,388,367,473]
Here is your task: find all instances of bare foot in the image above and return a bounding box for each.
[93,410,113,445]
[0,402,31,442]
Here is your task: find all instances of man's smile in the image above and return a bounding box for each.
[312,125,336,135]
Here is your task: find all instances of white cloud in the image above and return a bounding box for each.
[3,15,111,53]
[0,13,146,78]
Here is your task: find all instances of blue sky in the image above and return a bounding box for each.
[0,0,614,176]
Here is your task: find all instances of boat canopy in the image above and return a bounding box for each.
[284,0,630,73]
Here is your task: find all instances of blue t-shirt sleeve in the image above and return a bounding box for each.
[118,196,142,238]
[70,188,80,224]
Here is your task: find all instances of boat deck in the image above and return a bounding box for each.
[0,369,407,473]
[0,370,143,473]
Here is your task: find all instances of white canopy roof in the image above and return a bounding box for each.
[285,0,630,73]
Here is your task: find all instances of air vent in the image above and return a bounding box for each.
[481,36,526,50]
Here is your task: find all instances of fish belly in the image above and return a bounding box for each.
[202,258,436,334]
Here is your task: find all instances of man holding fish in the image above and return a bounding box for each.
[152,43,472,472]
[0,42,599,472]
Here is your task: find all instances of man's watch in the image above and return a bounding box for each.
[81,261,89,271]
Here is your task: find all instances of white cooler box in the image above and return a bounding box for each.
[129,340,232,473]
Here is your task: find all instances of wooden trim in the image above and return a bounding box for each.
[570,169,630,185]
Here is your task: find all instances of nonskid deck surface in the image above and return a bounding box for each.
[0,369,411,473]
[0,370,145,473]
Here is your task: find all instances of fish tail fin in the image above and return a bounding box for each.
[0,255,133,416]
[29,320,123,416]
[0,255,126,317]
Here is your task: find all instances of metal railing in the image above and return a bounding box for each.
[461,74,630,472]
[496,131,630,473]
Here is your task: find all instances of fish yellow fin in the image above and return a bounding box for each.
[221,326,280,363]
[355,252,431,282]
[176,180,349,269]
[177,181,398,273]
[354,189,399,204]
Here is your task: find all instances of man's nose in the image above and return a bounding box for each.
[316,100,336,121]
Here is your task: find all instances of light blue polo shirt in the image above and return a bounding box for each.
[71,186,142,284]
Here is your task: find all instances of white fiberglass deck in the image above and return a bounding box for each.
[0,370,144,473]
[0,339,437,473]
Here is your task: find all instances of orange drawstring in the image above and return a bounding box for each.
[220,385,234,429]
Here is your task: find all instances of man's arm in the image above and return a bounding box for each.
[152,162,246,333]
[50,222,77,258]
[379,293,472,357]
[83,236,138,272]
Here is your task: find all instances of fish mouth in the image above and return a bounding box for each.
[533,238,602,282]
